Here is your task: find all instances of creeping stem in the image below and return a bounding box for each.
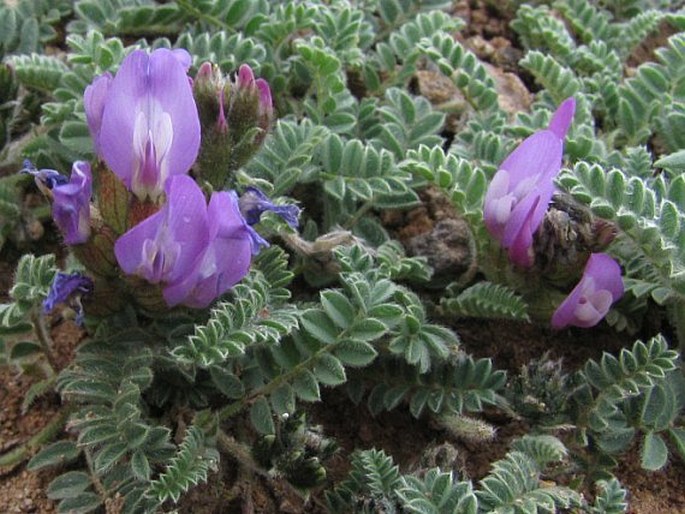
[0,407,71,468]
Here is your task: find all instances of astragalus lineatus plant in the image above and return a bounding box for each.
[1,1,685,512]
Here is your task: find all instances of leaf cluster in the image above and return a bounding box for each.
[327,436,619,514]
[0,253,56,328]
[557,161,685,306]
[570,335,683,473]
[0,0,70,56]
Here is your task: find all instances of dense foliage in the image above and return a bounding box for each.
[1,0,685,512]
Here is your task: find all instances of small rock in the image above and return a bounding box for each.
[412,70,468,113]
[466,35,495,60]
[405,218,474,284]
[484,62,532,116]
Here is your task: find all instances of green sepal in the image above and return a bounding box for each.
[93,161,129,236]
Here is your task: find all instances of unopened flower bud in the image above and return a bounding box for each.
[255,79,274,139]
[193,63,275,189]
[237,64,255,90]
[193,61,227,130]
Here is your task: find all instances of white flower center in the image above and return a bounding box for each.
[132,100,173,199]
[573,277,613,324]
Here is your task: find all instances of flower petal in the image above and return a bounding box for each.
[163,190,253,307]
[551,252,624,329]
[498,130,562,190]
[547,97,576,140]
[145,49,201,180]
[52,161,92,245]
[583,252,625,300]
[171,48,192,70]
[114,175,209,284]
[162,176,210,283]
[83,72,112,155]
[238,186,300,228]
[504,194,540,268]
[483,169,512,239]
[211,191,254,292]
[21,161,68,190]
[43,272,93,313]
[98,49,200,199]
[98,50,148,189]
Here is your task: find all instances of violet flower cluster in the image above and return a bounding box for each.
[484,98,576,268]
[32,48,295,312]
[483,98,624,328]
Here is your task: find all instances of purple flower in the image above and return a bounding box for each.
[115,175,259,308]
[115,175,209,287]
[483,97,576,267]
[86,48,200,201]
[43,272,93,324]
[21,160,68,190]
[163,190,258,308]
[238,187,300,228]
[52,161,92,245]
[551,253,624,329]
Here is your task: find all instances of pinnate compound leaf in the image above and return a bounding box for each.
[399,469,478,514]
[148,425,219,505]
[441,282,529,321]
[590,478,628,514]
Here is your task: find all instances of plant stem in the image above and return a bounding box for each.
[216,430,265,477]
[218,349,320,421]
[84,448,108,499]
[343,200,375,230]
[31,308,57,377]
[218,315,366,422]
[176,0,231,31]
[0,407,71,469]
[0,126,48,175]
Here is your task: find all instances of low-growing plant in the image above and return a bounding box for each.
[1,0,685,512]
